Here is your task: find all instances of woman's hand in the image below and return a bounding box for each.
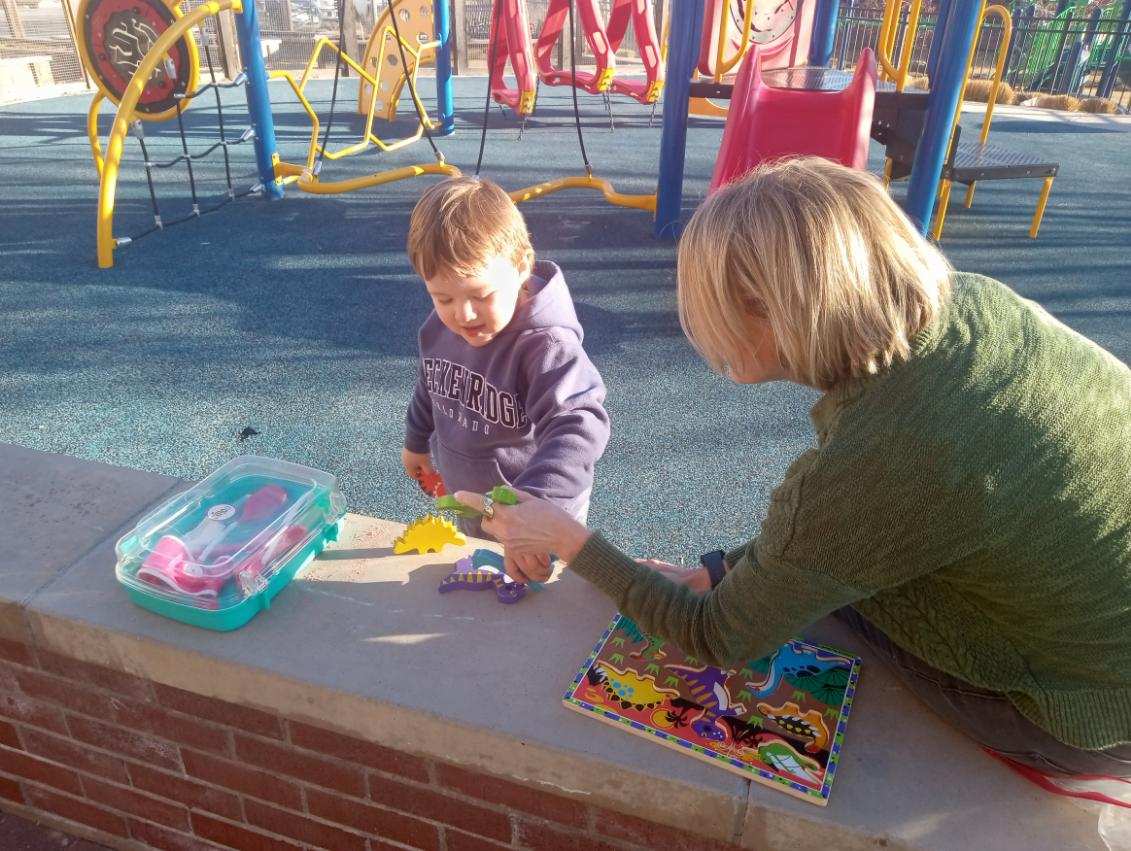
[636,559,712,594]
[452,490,592,584]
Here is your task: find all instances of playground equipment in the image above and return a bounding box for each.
[477,0,658,211]
[876,0,1059,238]
[487,0,664,117]
[690,0,817,118]
[80,0,458,267]
[709,46,876,192]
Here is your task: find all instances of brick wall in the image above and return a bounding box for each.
[0,636,741,851]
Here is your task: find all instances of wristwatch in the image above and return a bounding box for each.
[699,549,728,589]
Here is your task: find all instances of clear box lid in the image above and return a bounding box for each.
[116,456,346,613]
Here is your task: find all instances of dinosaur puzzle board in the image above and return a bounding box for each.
[563,614,861,806]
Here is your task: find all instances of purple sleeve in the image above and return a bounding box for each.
[512,340,610,503]
[405,362,434,453]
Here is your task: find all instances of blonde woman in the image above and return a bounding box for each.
[453,158,1131,783]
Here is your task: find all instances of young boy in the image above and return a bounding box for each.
[402,177,610,536]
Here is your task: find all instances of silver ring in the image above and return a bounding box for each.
[482,494,495,520]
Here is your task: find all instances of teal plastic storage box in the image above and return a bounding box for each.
[115,456,346,631]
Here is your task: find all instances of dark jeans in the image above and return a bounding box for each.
[835,607,1131,778]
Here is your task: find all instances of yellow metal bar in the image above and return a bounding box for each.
[930,178,953,240]
[88,91,105,177]
[882,157,893,187]
[96,0,240,268]
[877,0,901,82]
[274,159,459,193]
[963,182,976,207]
[509,175,657,212]
[894,0,924,90]
[979,5,1012,144]
[1030,176,1054,238]
[269,70,322,171]
[713,0,756,80]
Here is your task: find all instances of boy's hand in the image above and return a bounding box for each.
[402,449,436,486]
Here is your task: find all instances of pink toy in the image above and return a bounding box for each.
[137,484,297,601]
[708,47,877,194]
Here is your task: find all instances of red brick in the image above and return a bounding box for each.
[0,692,68,734]
[21,727,129,783]
[129,818,221,851]
[129,762,242,821]
[37,650,152,701]
[67,714,181,771]
[288,721,429,782]
[0,660,24,691]
[234,734,365,797]
[0,718,20,749]
[369,773,510,842]
[155,683,284,740]
[16,667,149,727]
[0,745,82,795]
[593,807,736,851]
[0,638,35,667]
[191,812,303,851]
[133,703,232,755]
[0,773,24,803]
[81,775,191,831]
[182,748,302,810]
[244,798,368,851]
[306,787,441,850]
[23,785,129,838]
[436,763,590,828]
[445,827,514,851]
[515,820,625,851]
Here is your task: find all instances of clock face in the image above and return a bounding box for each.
[746,0,798,45]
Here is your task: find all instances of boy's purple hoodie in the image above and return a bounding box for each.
[405,261,609,523]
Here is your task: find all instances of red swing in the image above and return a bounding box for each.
[488,0,538,116]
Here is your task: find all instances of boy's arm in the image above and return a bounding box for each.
[405,361,434,453]
[513,339,611,503]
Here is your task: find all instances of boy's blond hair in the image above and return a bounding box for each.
[407,177,535,280]
[677,158,952,390]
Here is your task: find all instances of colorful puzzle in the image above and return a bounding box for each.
[563,614,860,806]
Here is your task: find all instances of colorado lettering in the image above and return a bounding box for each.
[422,358,529,429]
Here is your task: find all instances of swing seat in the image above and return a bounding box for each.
[535,0,616,93]
[709,46,876,193]
[489,0,538,114]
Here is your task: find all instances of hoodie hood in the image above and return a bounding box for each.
[505,261,583,342]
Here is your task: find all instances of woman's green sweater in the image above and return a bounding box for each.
[571,274,1131,750]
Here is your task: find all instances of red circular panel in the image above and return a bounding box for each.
[82,0,193,116]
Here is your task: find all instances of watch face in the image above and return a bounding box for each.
[747,0,798,45]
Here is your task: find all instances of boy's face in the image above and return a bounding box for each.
[425,254,529,348]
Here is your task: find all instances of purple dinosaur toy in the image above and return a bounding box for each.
[438,549,527,605]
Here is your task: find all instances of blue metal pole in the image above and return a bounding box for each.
[926,0,954,83]
[654,0,706,240]
[434,0,456,135]
[902,0,981,234]
[235,0,283,199]
[809,0,841,66]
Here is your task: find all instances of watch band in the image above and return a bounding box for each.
[700,549,727,589]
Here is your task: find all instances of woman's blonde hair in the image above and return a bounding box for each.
[677,158,952,390]
[407,177,534,280]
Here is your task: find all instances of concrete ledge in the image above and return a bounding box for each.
[0,444,1109,850]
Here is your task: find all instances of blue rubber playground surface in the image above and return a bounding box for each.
[1,78,1129,560]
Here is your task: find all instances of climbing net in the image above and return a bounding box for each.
[79,0,263,266]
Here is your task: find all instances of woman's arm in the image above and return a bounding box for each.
[452,490,864,668]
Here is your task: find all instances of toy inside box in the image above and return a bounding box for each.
[115,456,346,631]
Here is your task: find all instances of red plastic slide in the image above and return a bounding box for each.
[488,0,538,115]
[709,47,877,193]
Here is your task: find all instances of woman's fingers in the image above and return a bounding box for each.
[452,491,486,513]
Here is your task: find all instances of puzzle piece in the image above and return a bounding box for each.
[393,515,465,555]
[438,548,527,604]
[434,486,518,518]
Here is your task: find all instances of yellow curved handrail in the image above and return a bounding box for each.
[973,4,1012,144]
[713,0,756,81]
[274,159,459,193]
[876,0,924,90]
[96,0,240,268]
[509,175,657,212]
[88,91,105,177]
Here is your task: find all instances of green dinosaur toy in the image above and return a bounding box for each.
[434,486,518,518]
